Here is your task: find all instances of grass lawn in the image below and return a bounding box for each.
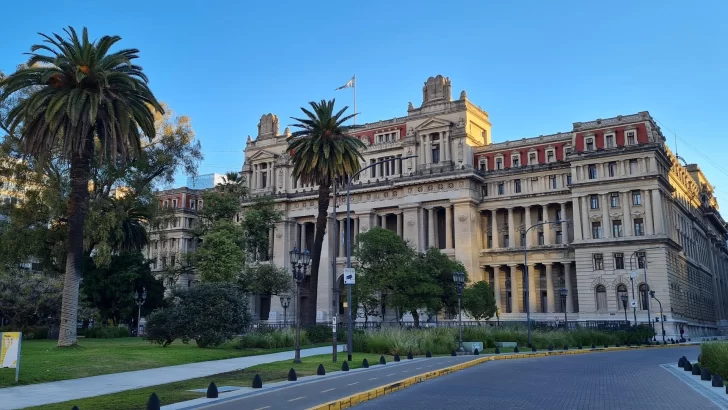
[0,337,328,388]
[29,353,393,410]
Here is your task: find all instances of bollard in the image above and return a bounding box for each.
[692,365,701,376]
[564,345,569,351]
[495,347,500,354]
[426,351,432,358]
[317,364,326,375]
[362,358,369,368]
[379,356,386,365]
[147,393,161,410]
[531,346,537,352]
[474,348,479,355]
[591,344,596,349]
[252,374,263,389]
[451,349,457,357]
[684,362,693,372]
[578,344,583,350]
[548,345,553,352]
[288,368,297,381]
[72,407,79,410]
[394,354,400,362]
[342,361,349,371]
[701,368,712,381]
[206,381,218,398]
[713,374,724,388]
[407,352,413,360]
[678,357,686,368]
[604,344,608,348]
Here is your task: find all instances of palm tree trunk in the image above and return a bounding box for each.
[57,137,93,347]
[307,183,331,325]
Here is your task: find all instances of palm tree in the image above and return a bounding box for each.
[0,27,162,346]
[287,99,365,324]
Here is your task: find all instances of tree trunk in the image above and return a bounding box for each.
[306,183,331,324]
[57,138,93,347]
[411,310,420,328]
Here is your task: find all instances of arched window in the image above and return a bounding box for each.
[616,284,628,309]
[596,285,607,311]
[639,284,649,310]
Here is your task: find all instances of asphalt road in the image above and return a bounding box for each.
[356,346,717,410]
[197,355,477,410]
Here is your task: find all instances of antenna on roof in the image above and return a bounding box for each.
[674,131,687,166]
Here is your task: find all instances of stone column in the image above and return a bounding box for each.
[524,205,532,247]
[397,212,403,237]
[528,264,538,314]
[425,135,432,164]
[651,189,664,234]
[268,162,273,187]
[602,194,610,238]
[644,190,654,235]
[581,196,590,239]
[493,266,502,312]
[420,134,426,164]
[560,202,569,243]
[300,223,306,250]
[445,205,453,249]
[545,263,555,312]
[508,208,515,247]
[509,265,520,313]
[428,208,435,249]
[572,197,583,241]
[623,191,633,236]
[492,209,500,248]
[564,263,574,313]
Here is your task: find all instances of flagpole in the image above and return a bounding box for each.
[353,74,357,126]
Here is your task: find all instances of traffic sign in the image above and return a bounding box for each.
[332,316,337,332]
[343,268,356,285]
[630,299,637,308]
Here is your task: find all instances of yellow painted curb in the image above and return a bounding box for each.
[306,343,689,410]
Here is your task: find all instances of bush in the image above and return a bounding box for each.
[237,328,306,350]
[0,326,50,339]
[85,327,131,339]
[145,283,251,348]
[700,342,728,380]
[304,324,333,344]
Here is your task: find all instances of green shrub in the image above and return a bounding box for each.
[237,328,306,350]
[85,327,131,339]
[304,324,332,344]
[700,342,728,380]
[0,326,51,339]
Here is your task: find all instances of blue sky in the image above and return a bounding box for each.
[2,0,727,207]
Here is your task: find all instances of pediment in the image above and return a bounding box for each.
[414,117,452,132]
[248,149,279,161]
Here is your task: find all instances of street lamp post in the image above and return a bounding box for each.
[289,247,311,364]
[346,155,417,361]
[280,295,291,327]
[620,293,629,325]
[650,290,666,343]
[559,288,568,331]
[523,219,570,346]
[453,271,465,352]
[629,273,638,325]
[135,288,147,337]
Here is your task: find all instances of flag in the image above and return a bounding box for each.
[335,76,355,90]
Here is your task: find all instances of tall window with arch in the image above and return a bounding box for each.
[596,285,607,311]
[616,284,628,308]
[638,284,649,310]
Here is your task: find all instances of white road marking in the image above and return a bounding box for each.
[386,373,396,376]
[321,388,335,393]
[369,377,378,380]
[347,382,360,386]
[288,397,305,402]
[253,407,270,410]
[416,367,422,369]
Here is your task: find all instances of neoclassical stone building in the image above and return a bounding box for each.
[237,75,727,338]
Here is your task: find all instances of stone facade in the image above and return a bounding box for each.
[203,75,727,338]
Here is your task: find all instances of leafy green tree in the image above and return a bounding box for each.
[462,280,497,322]
[418,248,467,318]
[0,269,62,328]
[194,221,246,282]
[81,251,165,326]
[239,263,291,296]
[0,27,163,346]
[287,99,365,324]
[240,197,283,262]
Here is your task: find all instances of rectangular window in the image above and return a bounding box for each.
[608,161,617,177]
[432,144,440,164]
[590,195,599,209]
[503,235,509,247]
[566,174,572,185]
[632,191,642,205]
[556,210,562,221]
[612,220,623,237]
[496,158,503,169]
[588,165,597,179]
[549,175,557,189]
[634,218,645,236]
[593,253,604,270]
[482,185,489,197]
[529,153,537,165]
[520,232,526,246]
[614,253,625,270]
[586,138,595,151]
[498,183,505,195]
[592,222,602,239]
[606,134,614,148]
[556,231,563,244]
[610,192,619,208]
[479,160,487,171]
[626,131,636,145]
[629,159,638,175]
[537,207,544,221]
[513,157,520,167]
[514,179,522,193]
[538,232,544,245]
[637,251,646,268]
[547,151,555,163]
[172,199,178,208]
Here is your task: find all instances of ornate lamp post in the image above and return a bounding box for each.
[134,288,147,337]
[289,247,311,364]
[452,271,465,352]
[650,290,666,343]
[559,287,568,331]
[620,293,629,325]
[280,295,291,327]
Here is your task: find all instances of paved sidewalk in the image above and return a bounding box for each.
[0,345,344,409]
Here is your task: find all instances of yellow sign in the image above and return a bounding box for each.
[1,332,21,370]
